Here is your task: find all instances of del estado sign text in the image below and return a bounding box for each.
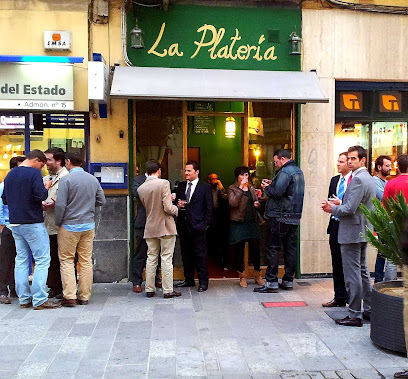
[0,63,74,111]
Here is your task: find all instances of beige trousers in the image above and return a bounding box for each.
[58,227,95,300]
[145,235,176,294]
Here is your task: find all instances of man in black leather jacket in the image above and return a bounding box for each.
[254,149,305,293]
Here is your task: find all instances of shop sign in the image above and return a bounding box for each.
[0,63,73,110]
[149,23,277,62]
[340,92,363,112]
[43,31,72,51]
[0,115,25,129]
[127,5,301,71]
[379,92,401,113]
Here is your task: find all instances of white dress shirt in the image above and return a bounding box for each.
[186,178,199,201]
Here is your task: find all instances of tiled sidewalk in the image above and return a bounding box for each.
[0,279,406,378]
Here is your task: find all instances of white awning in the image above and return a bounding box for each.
[110,66,328,103]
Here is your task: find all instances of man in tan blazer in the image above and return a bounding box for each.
[137,160,181,299]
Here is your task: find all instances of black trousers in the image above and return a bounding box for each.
[232,238,261,273]
[265,218,298,283]
[329,221,348,303]
[47,234,63,293]
[131,228,159,286]
[179,227,209,287]
[0,227,16,296]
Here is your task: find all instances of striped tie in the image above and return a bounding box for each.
[337,177,346,200]
[334,177,345,221]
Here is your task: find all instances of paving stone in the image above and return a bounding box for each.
[148,357,177,378]
[321,370,340,378]
[0,279,405,378]
[46,352,83,373]
[349,368,385,378]
[104,364,147,378]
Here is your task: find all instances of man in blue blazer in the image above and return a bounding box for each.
[175,161,213,292]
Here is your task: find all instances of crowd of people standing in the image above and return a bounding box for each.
[0,149,105,309]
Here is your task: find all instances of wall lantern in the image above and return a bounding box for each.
[130,19,144,49]
[225,117,236,139]
[288,30,302,55]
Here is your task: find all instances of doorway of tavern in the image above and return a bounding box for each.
[131,100,296,280]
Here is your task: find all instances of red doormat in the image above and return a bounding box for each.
[262,301,307,308]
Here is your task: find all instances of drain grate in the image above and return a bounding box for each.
[297,282,312,286]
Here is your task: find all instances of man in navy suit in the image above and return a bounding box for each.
[322,152,351,308]
[175,161,213,292]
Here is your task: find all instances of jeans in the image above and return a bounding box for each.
[375,253,398,283]
[11,223,50,307]
[265,218,298,283]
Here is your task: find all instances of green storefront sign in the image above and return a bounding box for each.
[127,4,301,71]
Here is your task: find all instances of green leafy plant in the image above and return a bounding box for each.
[360,193,408,267]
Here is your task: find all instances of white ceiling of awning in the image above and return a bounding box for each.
[110,66,328,103]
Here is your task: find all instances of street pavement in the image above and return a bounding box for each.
[0,278,406,379]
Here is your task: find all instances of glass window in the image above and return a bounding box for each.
[136,100,183,187]
[371,122,407,175]
[0,130,25,182]
[334,121,408,175]
[248,102,292,187]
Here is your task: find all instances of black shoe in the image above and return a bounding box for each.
[335,316,363,327]
[175,281,195,288]
[363,313,371,321]
[164,291,182,299]
[146,292,155,298]
[198,286,208,292]
[394,370,408,378]
[254,284,278,293]
[48,289,63,299]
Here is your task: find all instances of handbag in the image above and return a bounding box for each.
[255,210,265,226]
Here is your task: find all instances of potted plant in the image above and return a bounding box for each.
[360,193,407,354]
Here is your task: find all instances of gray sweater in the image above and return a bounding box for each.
[54,169,106,226]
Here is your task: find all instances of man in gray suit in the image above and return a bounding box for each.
[322,145,376,327]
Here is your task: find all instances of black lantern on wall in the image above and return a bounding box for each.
[130,18,144,49]
[288,29,302,55]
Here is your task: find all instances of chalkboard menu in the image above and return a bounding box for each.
[193,102,215,134]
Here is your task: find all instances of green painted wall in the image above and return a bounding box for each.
[188,101,243,187]
[127,4,301,71]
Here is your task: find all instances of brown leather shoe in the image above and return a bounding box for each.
[133,285,142,293]
[61,298,77,307]
[155,279,162,289]
[0,295,11,304]
[164,291,182,299]
[34,299,62,310]
[20,301,32,309]
[77,299,89,305]
[146,292,155,298]
[322,298,346,307]
[335,316,362,327]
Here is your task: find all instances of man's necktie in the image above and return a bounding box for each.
[347,174,352,185]
[337,177,346,201]
[334,177,345,221]
[186,182,192,203]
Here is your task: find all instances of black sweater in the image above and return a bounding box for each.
[2,166,48,224]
